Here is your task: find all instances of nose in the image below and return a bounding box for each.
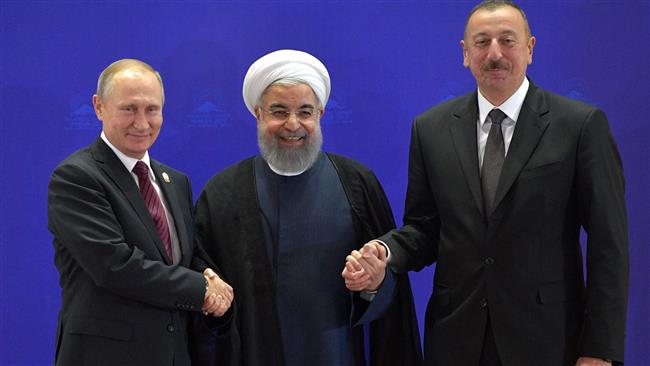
[487,39,502,61]
[283,113,300,131]
[133,110,149,130]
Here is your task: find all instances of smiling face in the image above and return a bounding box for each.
[461,5,535,105]
[255,83,322,147]
[255,83,324,173]
[93,68,163,159]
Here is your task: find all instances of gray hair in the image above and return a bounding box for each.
[96,58,165,104]
[464,0,531,39]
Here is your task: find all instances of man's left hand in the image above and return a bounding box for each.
[341,241,387,292]
[576,357,612,366]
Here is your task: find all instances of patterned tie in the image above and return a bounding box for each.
[481,108,507,216]
[132,161,172,261]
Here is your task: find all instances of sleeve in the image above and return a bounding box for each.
[575,109,629,362]
[192,183,229,280]
[333,154,423,365]
[48,162,206,311]
[187,173,212,274]
[192,183,234,329]
[378,118,440,272]
[351,269,396,325]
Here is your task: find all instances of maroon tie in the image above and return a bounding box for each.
[132,161,172,261]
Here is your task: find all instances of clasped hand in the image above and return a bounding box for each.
[341,241,387,292]
[202,268,234,317]
[575,357,612,366]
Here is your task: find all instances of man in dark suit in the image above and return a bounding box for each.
[48,58,233,366]
[343,1,628,365]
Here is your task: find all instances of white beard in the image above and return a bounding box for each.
[257,121,323,175]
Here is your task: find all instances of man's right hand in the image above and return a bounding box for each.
[342,241,387,292]
[202,268,233,317]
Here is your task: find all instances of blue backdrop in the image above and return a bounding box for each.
[1,1,648,365]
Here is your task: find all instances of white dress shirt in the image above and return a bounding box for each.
[382,78,530,265]
[100,132,181,264]
[477,77,529,169]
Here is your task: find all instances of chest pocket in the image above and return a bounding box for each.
[519,160,564,180]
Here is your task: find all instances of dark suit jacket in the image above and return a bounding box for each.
[48,137,207,366]
[380,82,628,366]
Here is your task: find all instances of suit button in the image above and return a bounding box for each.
[479,298,488,309]
[167,324,175,332]
[484,257,494,265]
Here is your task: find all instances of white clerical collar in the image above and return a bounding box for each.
[477,77,529,126]
[100,131,155,180]
[265,161,308,177]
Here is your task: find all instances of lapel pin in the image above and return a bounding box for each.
[162,172,171,183]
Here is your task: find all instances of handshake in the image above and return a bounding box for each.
[341,241,388,293]
[198,240,388,316]
[201,268,234,317]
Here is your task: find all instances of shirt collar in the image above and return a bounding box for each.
[266,162,307,176]
[477,77,529,126]
[100,131,154,180]
[264,151,324,177]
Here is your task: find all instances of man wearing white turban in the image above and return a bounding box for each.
[192,50,422,366]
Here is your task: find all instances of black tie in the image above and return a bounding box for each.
[481,109,507,216]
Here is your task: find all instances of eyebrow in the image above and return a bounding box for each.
[268,103,315,109]
[473,30,517,39]
[268,103,287,109]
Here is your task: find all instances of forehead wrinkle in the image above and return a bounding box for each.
[268,102,288,109]
[109,75,162,103]
[466,6,531,39]
[473,29,518,39]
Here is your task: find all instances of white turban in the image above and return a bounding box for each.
[242,49,331,117]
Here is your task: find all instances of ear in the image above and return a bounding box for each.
[461,40,470,68]
[255,106,267,129]
[527,36,536,65]
[254,106,262,121]
[92,94,104,121]
[318,107,325,119]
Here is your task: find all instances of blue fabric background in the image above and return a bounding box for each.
[1,1,648,364]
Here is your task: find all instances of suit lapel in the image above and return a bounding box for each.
[151,161,189,261]
[91,138,172,263]
[449,92,485,217]
[492,83,550,213]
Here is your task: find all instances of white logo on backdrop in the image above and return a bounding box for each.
[187,100,230,127]
[65,104,98,130]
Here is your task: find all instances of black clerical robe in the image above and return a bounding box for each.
[192,153,422,366]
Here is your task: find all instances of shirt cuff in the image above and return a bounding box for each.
[359,291,377,302]
[374,239,392,263]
